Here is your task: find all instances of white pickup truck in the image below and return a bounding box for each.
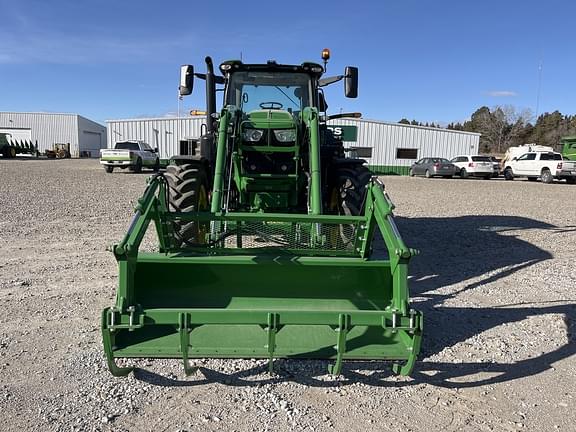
[503,151,576,184]
[100,140,159,174]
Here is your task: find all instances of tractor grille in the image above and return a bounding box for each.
[220,221,361,254]
[169,217,365,256]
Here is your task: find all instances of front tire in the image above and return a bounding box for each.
[425,169,431,178]
[504,168,514,181]
[335,164,372,216]
[153,158,160,172]
[328,164,372,247]
[4,146,17,158]
[104,166,114,174]
[566,177,576,184]
[165,164,210,247]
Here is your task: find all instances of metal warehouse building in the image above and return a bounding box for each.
[0,112,106,158]
[107,116,479,174]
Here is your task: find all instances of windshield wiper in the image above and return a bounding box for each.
[274,86,299,107]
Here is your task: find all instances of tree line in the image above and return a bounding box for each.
[400,106,576,154]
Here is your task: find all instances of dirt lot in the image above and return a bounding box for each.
[1,159,574,432]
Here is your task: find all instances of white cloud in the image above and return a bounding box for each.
[487,90,517,97]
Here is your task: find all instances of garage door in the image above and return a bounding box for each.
[81,131,102,158]
[0,128,32,143]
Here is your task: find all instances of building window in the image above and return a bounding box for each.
[396,148,418,159]
[348,147,373,158]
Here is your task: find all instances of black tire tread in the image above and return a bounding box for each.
[166,164,209,246]
[336,165,372,216]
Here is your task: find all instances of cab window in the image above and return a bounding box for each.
[517,153,536,161]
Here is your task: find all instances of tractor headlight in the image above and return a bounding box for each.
[243,129,264,142]
[273,129,296,142]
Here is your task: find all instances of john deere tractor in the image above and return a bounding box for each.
[0,133,39,158]
[101,51,422,377]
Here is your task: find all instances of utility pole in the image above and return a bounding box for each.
[535,60,543,120]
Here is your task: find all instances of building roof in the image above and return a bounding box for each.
[106,115,481,136]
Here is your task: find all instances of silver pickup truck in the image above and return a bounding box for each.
[100,140,159,173]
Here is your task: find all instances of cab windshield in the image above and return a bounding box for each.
[226,71,312,113]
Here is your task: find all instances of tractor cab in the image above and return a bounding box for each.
[218,61,324,211]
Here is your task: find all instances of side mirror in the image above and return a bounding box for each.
[179,65,194,96]
[344,66,358,98]
[154,148,158,153]
[512,157,517,161]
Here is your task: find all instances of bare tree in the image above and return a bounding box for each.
[474,105,532,153]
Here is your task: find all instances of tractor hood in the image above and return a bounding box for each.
[244,110,296,129]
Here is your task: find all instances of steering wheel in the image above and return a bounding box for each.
[259,102,283,110]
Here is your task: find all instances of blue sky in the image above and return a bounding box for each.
[1,0,574,126]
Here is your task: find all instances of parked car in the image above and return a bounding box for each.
[100,140,160,173]
[490,156,501,177]
[450,155,493,179]
[409,157,458,178]
[503,151,576,184]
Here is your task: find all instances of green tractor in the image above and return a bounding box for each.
[101,52,423,377]
[560,136,576,161]
[0,133,38,158]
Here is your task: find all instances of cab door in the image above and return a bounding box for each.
[514,153,536,175]
[140,142,156,165]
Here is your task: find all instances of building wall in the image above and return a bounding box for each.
[329,118,480,174]
[107,116,480,173]
[77,115,107,157]
[0,112,106,157]
[0,112,78,155]
[106,117,206,159]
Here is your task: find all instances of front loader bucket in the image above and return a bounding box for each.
[102,177,422,377]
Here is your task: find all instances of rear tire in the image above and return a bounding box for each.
[131,158,142,173]
[425,169,431,178]
[104,166,114,174]
[541,169,553,184]
[409,168,415,177]
[460,168,469,179]
[165,164,210,247]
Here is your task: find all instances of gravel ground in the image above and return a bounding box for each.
[1,158,574,432]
